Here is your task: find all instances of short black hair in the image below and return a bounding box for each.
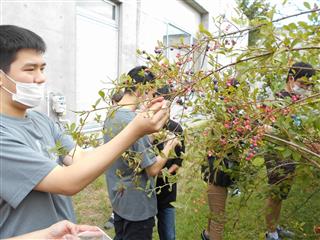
[154,85,171,100]
[125,66,155,93]
[287,62,315,82]
[111,91,124,103]
[0,25,46,73]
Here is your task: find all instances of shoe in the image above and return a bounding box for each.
[265,233,281,240]
[231,188,241,197]
[276,226,295,238]
[104,216,114,230]
[201,230,210,240]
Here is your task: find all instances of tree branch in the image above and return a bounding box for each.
[216,8,320,39]
[201,46,320,80]
[264,133,320,169]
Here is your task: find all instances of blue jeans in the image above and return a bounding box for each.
[157,207,176,240]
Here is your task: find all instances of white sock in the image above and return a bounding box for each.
[268,231,279,239]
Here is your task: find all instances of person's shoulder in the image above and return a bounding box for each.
[0,121,19,140]
[104,109,135,130]
[28,111,58,131]
[117,109,136,120]
[28,110,51,121]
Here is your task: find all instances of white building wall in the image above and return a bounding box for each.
[75,2,119,125]
[1,1,77,122]
[205,0,248,66]
[141,0,201,36]
[117,0,139,74]
[0,0,245,127]
[137,0,201,55]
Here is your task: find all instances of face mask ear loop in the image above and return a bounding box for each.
[1,85,15,95]
[0,69,15,95]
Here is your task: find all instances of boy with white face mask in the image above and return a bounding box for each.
[277,62,316,99]
[0,69,45,108]
[0,25,169,238]
[265,62,316,240]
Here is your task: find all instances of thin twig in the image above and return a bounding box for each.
[264,133,320,169]
[216,8,320,39]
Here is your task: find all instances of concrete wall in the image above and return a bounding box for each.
[0,0,245,127]
[118,0,247,72]
[117,0,203,73]
[0,0,77,122]
[117,0,139,74]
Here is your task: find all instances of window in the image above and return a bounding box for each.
[163,24,203,71]
[76,0,119,128]
[164,24,192,61]
[77,0,118,27]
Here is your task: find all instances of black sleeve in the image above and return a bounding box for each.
[166,120,185,166]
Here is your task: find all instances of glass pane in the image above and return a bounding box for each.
[77,0,116,21]
[164,24,191,62]
[76,14,118,124]
[165,24,191,47]
[164,24,205,72]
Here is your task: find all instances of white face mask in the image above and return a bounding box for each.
[292,85,312,96]
[0,70,45,108]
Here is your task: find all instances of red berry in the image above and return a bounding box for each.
[291,95,299,102]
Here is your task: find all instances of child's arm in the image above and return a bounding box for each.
[145,136,180,177]
[35,99,169,195]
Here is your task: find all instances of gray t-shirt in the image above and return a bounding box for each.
[104,109,157,221]
[0,111,76,238]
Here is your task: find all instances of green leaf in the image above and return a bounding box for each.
[79,118,85,125]
[288,23,297,30]
[169,201,185,209]
[92,98,101,109]
[282,148,292,158]
[314,118,320,130]
[298,21,309,29]
[145,179,151,190]
[292,151,301,161]
[275,146,285,151]
[98,90,105,98]
[290,38,300,48]
[199,23,212,38]
[303,2,311,9]
[252,156,265,167]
